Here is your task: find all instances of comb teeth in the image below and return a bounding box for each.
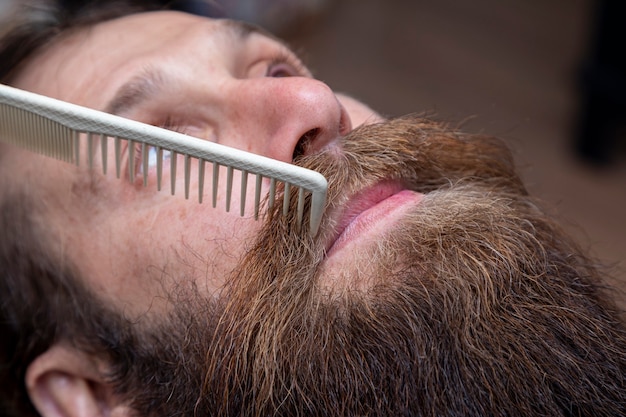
[0,84,327,235]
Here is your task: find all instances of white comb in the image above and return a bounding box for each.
[0,84,327,235]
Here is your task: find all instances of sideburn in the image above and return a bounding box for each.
[0,192,132,416]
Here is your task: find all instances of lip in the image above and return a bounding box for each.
[325,181,424,258]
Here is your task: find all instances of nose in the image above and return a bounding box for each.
[220,77,352,162]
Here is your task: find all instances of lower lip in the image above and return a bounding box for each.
[326,189,424,258]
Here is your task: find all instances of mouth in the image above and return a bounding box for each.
[325,181,424,258]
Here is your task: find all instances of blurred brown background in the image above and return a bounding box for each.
[280,0,626,307]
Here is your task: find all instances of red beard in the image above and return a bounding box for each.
[196,116,626,416]
[50,116,624,416]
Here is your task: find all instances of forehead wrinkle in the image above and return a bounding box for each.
[221,18,288,47]
[221,18,264,39]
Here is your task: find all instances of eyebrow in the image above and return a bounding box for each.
[104,20,266,117]
[104,67,166,116]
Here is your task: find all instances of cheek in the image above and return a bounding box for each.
[337,94,385,128]
[163,206,258,274]
[69,196,261,317]
[125,202,260,287]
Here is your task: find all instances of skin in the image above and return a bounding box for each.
[4,12,626,417]
[6,11,384,317]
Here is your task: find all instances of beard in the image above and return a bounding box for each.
[97,116,626,416]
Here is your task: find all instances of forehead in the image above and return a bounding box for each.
[11,11,257,108]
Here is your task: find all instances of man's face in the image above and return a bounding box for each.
[8,11,387,316]
[6,10,626,417]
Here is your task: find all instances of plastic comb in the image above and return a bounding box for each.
[0,84,327,235]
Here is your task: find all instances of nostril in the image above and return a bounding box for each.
[293,128,320,160]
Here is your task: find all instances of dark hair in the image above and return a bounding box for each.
[0,189,177,417]
[0,193,105,416]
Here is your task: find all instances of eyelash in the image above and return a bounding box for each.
[266,50,307,78]
[157,116,187,133]
[131,142,170,183]
[128,117,183,181]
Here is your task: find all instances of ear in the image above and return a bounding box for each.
[25,344,133,417]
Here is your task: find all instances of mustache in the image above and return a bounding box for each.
[222,115,532,313]
[260,115,527,250]
[309,114,525,190]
